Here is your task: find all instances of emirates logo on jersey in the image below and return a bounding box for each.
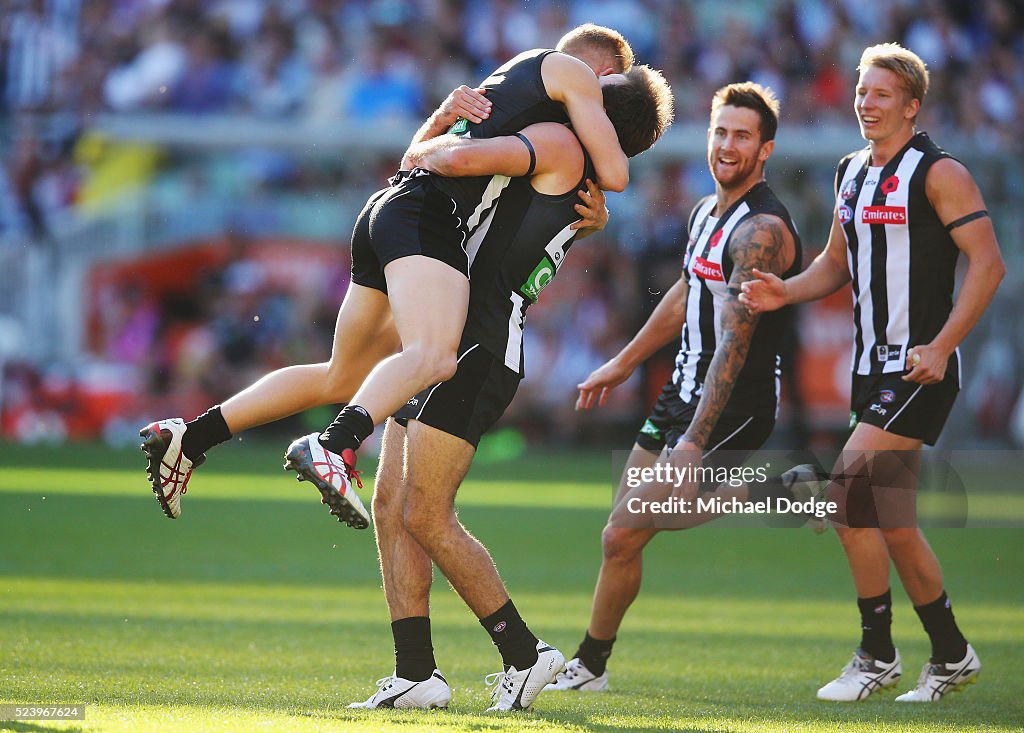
[862,206,907,224]
[692,256,724,281]
[880,175,900,194]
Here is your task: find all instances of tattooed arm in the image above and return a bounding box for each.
[680,213,794,449]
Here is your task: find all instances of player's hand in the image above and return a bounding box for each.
[668,438,702,502]
[576,357,633,410]
[439,85,491,125]
[903,343,948,384]
[570,179,608,234]
[738,269,788,313]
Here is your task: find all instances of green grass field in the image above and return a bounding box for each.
[2,440,1022,732]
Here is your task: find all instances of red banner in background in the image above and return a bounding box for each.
[3,238,345,443]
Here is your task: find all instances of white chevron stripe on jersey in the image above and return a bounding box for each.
[466,174,511,232]
[466,203,499,267]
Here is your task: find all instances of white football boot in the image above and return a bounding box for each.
[283,432,370,529]
[140,418,204,519]
[348,670,451,709]
[485,640,565,711]
[545,657,609,691]
[817,649,902,701]
[895,645,980,702]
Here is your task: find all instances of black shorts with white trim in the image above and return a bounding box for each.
[850,351,960,446]
[635,379,775,455]
[350,174,469,294]
[392,339,521,448]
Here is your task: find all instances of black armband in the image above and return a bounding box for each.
[944,210,988,232]
[513,132,536,176]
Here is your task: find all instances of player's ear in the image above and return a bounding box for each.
[596,66,616,77]
[904,97,919,121]
[759,139,774,162]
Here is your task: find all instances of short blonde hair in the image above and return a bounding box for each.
[858,43,929,106]
[556,23,635,74]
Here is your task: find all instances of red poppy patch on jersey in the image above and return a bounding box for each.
[709,230,724,248]
[880,175,900,194]
[862,206,907,224]
[692,256,724,281]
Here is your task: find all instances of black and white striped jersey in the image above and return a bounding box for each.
[673,182,802,417]
[462,150,596,377]
[835,132,959,376]
[427,49,570,236]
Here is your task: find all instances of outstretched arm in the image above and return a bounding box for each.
[903,158,1005,384]
[542,53,629,192]
[681,214,794,449]
[739,208,849,312]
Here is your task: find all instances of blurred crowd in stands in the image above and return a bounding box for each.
[1,0,1023,447]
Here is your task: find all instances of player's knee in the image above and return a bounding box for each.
[402,499,441,547]
[322,361,357,403]
[371,478,402,527]
[601,526,644,563]
[880,526,918,548]
[403,344,458,386]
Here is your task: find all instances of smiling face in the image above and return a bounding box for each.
[855,65,919,145]
[707,105,772,189]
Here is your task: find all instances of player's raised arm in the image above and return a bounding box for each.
[902,158,1005,384]
[739,206,850,312]
[542,53,629,192]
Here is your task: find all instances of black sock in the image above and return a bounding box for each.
[914,591,968,663]
[857,590,896,662]
[392,616,437,682]
[319,404,374,454]
[480,599,539,671]
[574,632,615,676]
[748,474,793,505]
[182,406,232,462]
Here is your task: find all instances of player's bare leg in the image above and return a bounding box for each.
[401,419,503,616]
[349,256,468,425]
[374,420,432,620]
[591,443,663,639]
[549,445,660,692]
[347,417,453,710]
[402,418,563,709]
[832,424,922,599]
[143,284,398,519]
[222,284,398,431]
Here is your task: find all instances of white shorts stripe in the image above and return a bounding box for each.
[883,383,924,432]
[701,416,754,458]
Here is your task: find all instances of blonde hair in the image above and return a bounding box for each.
[556,23,635,74]
[858,43,929,108]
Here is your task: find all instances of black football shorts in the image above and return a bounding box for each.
[850,351,959,446]
[350,174,469,293]
[635,378,775,456]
